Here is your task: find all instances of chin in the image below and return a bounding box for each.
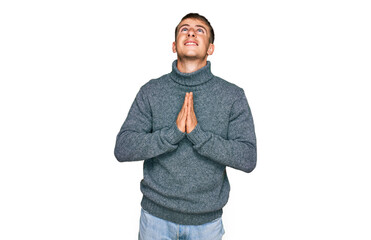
[180,52,202,59]
[182,55,203,61]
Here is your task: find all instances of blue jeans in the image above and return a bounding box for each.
[139,208,225,240]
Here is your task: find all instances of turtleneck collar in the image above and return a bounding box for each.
[169,60,214,87]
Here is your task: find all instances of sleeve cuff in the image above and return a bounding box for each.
[186,124,209,145]
[165,121,186,145]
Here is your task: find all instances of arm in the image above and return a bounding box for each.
[114,87,186,162]
[186,89,257,173]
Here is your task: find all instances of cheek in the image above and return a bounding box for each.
[176,42,182,50]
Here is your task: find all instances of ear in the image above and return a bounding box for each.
[172,41,177,53]
[207,43,215,56]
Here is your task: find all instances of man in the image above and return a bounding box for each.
[114,13,257,240]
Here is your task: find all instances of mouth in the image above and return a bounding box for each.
[184,41,198,46]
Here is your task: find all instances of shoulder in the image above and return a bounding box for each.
[138,73,171,95]
[212,75,245,99]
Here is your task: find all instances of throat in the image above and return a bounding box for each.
[176,58,207,73]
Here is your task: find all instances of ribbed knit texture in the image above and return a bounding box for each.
[114,60,257,225]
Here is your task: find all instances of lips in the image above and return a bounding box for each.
[184,41,198,46]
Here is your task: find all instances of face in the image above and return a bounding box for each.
[172,18,214,60]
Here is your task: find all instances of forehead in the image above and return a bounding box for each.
[177,18,209,30]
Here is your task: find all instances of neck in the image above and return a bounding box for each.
[176,57,208,73]
[169,59,214,87]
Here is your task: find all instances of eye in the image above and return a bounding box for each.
[181,28,188,32]
[197,28,204,33]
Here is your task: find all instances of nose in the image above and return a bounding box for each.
[187,28,196,37]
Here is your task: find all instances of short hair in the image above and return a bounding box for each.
[175,13,215,44]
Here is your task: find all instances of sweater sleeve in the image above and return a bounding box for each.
[114,86,186,162]
[186,89,257,173]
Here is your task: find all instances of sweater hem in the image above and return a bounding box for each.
[141,196,223,225]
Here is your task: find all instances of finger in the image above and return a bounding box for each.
[187,93,191,116]
[182,93,188,111]
[187,93,191,112]
[182,107,187,121]
[185,104,188,119]
[190,92,194,112]
[191,93,196,118]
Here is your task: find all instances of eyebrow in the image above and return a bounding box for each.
[178,24,207,33]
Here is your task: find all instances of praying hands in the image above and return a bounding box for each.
[176,92,198,134]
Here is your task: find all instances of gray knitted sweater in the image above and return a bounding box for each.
[114,60,257,225]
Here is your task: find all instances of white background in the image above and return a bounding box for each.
[1,0,370,239]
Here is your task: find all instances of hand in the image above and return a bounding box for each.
[176,92,198,133]
[186,92,197,133]
[176,92,189,133]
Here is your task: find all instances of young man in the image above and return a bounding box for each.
[114,13,257,240]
